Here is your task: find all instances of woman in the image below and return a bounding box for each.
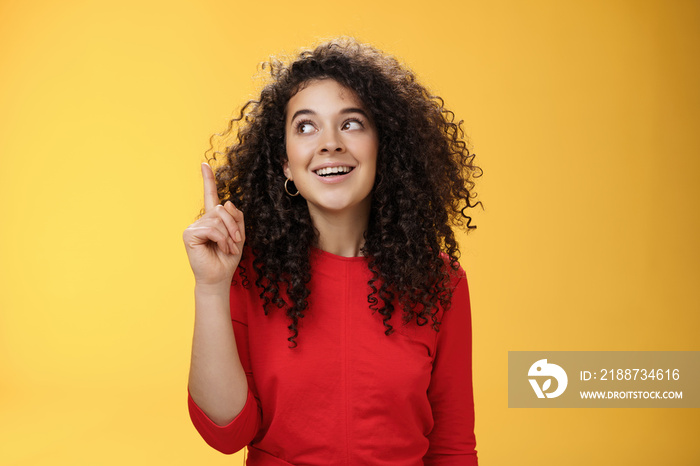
[183,37,481,465]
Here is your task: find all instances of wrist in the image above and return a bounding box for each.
[194,280,232,296]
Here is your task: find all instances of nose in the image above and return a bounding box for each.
[318,128,345,154]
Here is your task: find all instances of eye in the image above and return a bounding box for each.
[342,118,364,130]
[295,119,316,134]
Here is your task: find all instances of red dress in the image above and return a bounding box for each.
[188,248,478,465]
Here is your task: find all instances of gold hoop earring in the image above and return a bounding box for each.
[284,178,300,197]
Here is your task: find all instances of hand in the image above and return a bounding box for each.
[183,163,246,287]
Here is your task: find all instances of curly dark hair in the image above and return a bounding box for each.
[202,37,482,348]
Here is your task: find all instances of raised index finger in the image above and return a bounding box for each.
[201,162,220,212]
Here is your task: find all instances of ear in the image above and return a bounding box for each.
[282,160,292,180]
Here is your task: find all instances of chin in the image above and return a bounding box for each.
[316,203,355,213]
[307,197,370,216]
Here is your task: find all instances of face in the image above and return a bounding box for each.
[284,79,379,220]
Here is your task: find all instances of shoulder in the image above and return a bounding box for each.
[438,252,468,289]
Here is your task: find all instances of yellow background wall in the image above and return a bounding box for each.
[1,1,698,464]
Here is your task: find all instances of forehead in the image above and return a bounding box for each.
[286,79,364,116]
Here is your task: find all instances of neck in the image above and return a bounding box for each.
[308,203,371,258]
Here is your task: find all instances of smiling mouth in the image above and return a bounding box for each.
[314,166,355,177]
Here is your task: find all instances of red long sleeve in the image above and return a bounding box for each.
[423,271,478,465]
[187,250,478,464]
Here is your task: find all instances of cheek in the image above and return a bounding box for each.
[284,141,300,173]
[350,136,378,161]
[285,150,300,170]
[365,142,379,169]
[363,148,379,187]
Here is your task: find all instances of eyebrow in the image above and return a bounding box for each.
[290,107,370,122]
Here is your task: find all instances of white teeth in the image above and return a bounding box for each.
[315,166,353,176]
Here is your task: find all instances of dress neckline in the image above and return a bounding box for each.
[310,246,368,263]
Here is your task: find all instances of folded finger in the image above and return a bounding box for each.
[214,204,241,247]
[224,201,245,243]
[193,224,230,255]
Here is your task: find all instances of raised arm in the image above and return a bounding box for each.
[183,163,259,452]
